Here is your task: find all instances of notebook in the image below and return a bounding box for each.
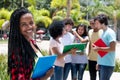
[63,43,87,53]
[94,39,108,57]
[31,55,57,79]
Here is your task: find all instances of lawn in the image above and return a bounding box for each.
[0,39,8,44]
[0,54,9,80]
[0,54,120,79]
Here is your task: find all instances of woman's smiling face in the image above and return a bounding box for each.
[20,13,36,40]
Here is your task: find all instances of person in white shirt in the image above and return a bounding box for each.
[60,18,75,80]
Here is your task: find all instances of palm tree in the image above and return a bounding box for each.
[66,0,71,18]
[21,0,24,7]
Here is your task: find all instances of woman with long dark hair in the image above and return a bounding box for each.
[8,7,53,80]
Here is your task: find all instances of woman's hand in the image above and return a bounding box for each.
[40,67,54,80]
[70,48,77,55]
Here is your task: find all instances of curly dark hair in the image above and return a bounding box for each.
[8,7,37,74]
[49,20,64,39]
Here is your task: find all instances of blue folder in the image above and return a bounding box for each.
[31,55,57,79]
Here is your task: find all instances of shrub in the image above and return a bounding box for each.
[52,16,64,21]
[114,59,120,72]
[35,16,52,28]
[38,9,50,17]
[0,19,5,29]
[0,54,9,80]
[0,8,11,20]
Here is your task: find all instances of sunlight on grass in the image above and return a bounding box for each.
[0,54,10,80]
[0,40,8,44]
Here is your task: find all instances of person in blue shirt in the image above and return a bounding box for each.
[93,14,116,80]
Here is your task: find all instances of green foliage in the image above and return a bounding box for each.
[38,9,50,17]
[51,0,67,9]
[0,19,5,29]
[28,6,52,28]
[56,9,67,18]
[52,16,64,21]
[35,16,52,28]
[72,2,80,10]
[0,8,11,20]
[116,10,120,20]
[113,0,120,9]
[27,0,36,7]
[0,54,10,80]
[70,9,85,26]
[28,5,37,15]
[77,19,89,26]
[114,59,120,72]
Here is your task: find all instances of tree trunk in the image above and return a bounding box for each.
[66,0,71,18]
[21,0,24,7]
[113,11,117,32]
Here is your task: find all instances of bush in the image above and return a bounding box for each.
[0,19,5,29]
[35,16,52,28]
[38,9,50,17]
[0,54,9,80]
[114,59,120,72]
[0,8,11,20]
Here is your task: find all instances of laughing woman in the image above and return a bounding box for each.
[8,7,53,80]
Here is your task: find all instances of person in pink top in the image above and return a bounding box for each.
[49,20,76,80]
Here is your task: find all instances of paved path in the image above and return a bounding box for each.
[0,40,120,80]
[1,41,120,60]
[67,71,120,80]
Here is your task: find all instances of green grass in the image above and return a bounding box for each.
[114,59,120,72]
[0,54,10,80]
[0,40,8,44]
[0,54,120,79]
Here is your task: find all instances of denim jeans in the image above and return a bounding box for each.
[99,65,114,80]
[71,63,87,80]
[88,60,98,80]
[50,66,64,80]
[63,63,72,80]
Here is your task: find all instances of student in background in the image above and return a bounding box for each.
[49,20,76,80]
[93,14,116,80]
[72,24,89,80]
[60,18,75,80]
[88,19,103,80]
[8,7,53,80]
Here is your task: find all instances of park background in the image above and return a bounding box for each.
[0,0,120,80]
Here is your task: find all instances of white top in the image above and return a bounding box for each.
[49,38,65,67]
[60,32,74,63]
[71,36,88,64]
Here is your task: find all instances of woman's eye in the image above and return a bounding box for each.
[30,21,34,25]
[20,23,27,27]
